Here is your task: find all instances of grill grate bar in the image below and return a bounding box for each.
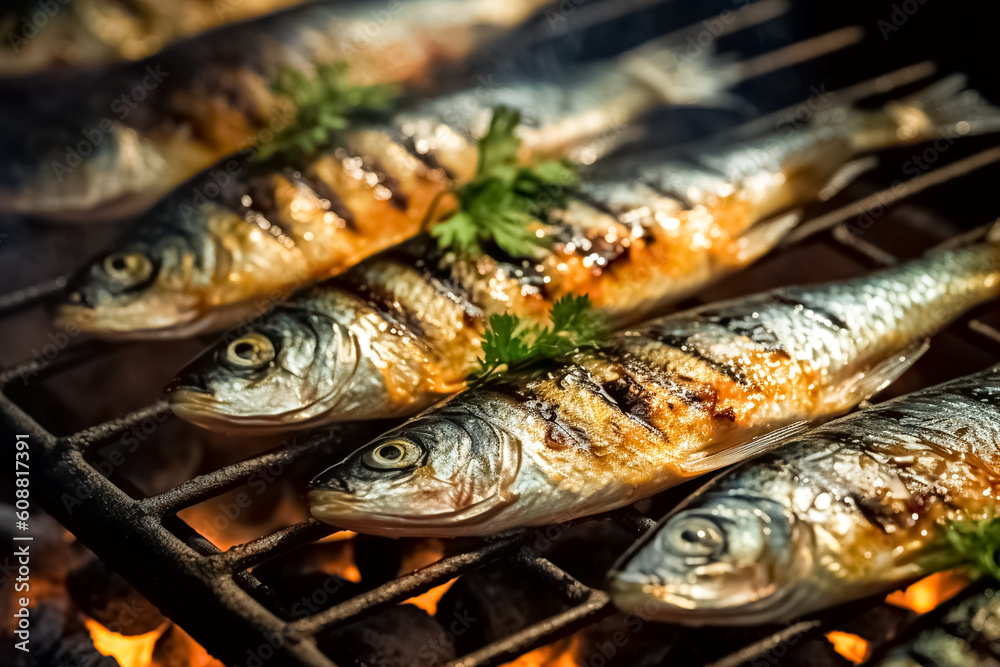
[140,430,335,516]
[222,519,338,572]
[289,535,526,636]
[447,590,614,667]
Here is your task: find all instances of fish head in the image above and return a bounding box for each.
[308,399,523,536]
[56,233,204,337]
[167,303,363,432]
[609,494,810,625]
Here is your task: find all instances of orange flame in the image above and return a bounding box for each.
[885,570,969,614]
[168,625,226,667]
[177,492,308,551]
[825,631,870,665]
[501,635,581,667]
[317,540,361,583]
[403,578,458,615]
[85,618,167,667]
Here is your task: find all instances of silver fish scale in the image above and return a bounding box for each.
[611,368,1000,626]
[639,244,1000,388]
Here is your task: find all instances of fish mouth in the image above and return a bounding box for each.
[168,388,324,435]
[607,570,793,627]
[54,302,182,340]
[307,489,515,538]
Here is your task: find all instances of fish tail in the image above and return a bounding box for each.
[847,74,1000,152]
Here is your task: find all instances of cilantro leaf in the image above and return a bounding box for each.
[258,62,399,165]
[432,105,579,258]
[473,295,605,383]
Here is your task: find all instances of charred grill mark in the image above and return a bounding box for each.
[654,332,750,386]
[367,156,410,212]
[293,170,357,229]
[849,493,900,535]
[772,292,849,331]
[698,310,784,350]
[375,243,484,322]
[397,131,456,178]
[601,373,656,423]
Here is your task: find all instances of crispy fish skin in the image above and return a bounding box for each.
[608,366,1000,626]
[0,0,551,222]
[306,243,1000,536]
[170,80,1000,430]
[0,0,307,77]
[55,41,730,339]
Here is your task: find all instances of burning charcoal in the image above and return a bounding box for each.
[318,604,455,667]
[251,541,363,620]
[532,520,635,588]
[0,602,116,667]
[570,612,680,667]
[874,586,1000,666]
[67,555,165,635]
[353,534,404,584]
[435,561,573,656]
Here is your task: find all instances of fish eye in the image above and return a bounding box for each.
[666,516,727,558]
[362,439,423,470]
[224,333,276,370]
[102,252,153,289]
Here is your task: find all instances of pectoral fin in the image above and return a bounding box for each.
[679,420,811,477]
[726,210,802,267]
[829,339,931,413]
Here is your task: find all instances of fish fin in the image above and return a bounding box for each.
[679,420,811,477]
[727,210,802,266]
[833,339,931,411]
[621,47,742,107]
[852,75,1000,151]
[817,156,880,201]
[988,219,1000,243]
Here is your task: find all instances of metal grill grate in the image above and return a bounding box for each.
[4,80,1000,667]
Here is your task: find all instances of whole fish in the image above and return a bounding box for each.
[306,241,1000,537]
[53,34,748,338]
[169,78,1000,431]
[608,366,1000,626]
[0,0,307,77]
[0,0,551,222]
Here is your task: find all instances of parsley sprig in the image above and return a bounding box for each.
[259,62,399,164]
[474,295,605,383]
[432,106,578,258]
[937,516,1000,581]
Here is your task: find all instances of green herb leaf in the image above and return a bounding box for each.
[432,105,579,258]
[258,62,399,165]
[474,295,605,383]
[938,516,1000,581]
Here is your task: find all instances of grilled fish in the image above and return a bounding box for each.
[306,241,1000,537]
[169,78,1000,430]
[53,34,753,339]
[0,0,551,222]
[0,0,306,77]
[608,366,1000,626]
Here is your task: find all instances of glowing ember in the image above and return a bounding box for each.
[170,625,226,667]
[85,618,166,667]
[403,578,457,615]
[177,492,309,550]
[825,631,870,665]
[318,540,362,583]
[400,538,446,573]
[318,530,357,542]
[500,635,580,667]
[885,570,969,614]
